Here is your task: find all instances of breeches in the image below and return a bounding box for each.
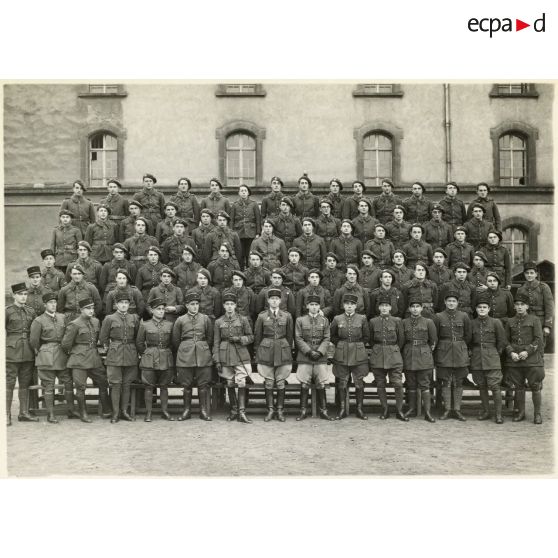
[437,367,469,386]
[372,366,403,388]
[472,369,503,390]
[106,365,138,387]
[72,368,109,392]
[176,366,212,388]
[257,364,292,389]
[332,363,369,388]
[141,368,174,387]
[507,367,545,391]
[219,364,252,387]
[296,364,330,388]
[6,362,34,390]
[38,368,72,394]
[405,369,433,390]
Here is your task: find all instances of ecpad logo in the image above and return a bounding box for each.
[468,13,546,37]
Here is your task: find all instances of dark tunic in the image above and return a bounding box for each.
[466,196,502,231]
[213,314,254,366]
[504,313,544,367]
[325,193,344,219]
[60,315,103,369]
[174,261,202,292]
[256,286,296,317]
[292,191,320,219]
[402,195,433,224]
[135,262,165,300]
[147,284,185,322]
[446,240,474,269]
[249,235,288,271]
[155,217,176,245]
[99,192,129,226]
[58,281,103,321]
[60,195,96,236]
[51,224,83,267]
[207,257,240,290]
[390,265,414,290]
[364,238,394,268]
[186,285,222,320]
[401,239,433,269]
[199,193,231,219]
[226,286,257,322]
[85,220,118,263]
[274,214,302,249]
[133,188,166,224]
[41,267,67,294]
[29,312,68,370]
[400,279,438,319]
[99,311,140,366]
[99,259,138,298]
[438,278,475,315]
[280,263,309,294]
[26,284,52,316]
[484,244,512,287]
[230,199,261,240]
[470,316,506,370]
[428,264,453,287]
[105,285,145,316]
[352,214,379,245]
[203,227,242,265]
[433,310,472,368]
[5,304,36,363]
[373,193,404,224]
[296,285,333,318]
[295,314,330,363]
[463,218,495,250]
[191,224,215,265]
[172,312,214,367]
[516,280,554,330]
[332,282,370,316]
[123,234,159,266]
[439,196,467,229]
[254,309,294,367]
[320,267,346,297]
[358,265,382,291]
[260,192,283,220]
[161,234,197,268]
[169,191,201,233]
[330,235,363,271]
[64,257,103,290]
[136,317,174,370]
[423,219,453,250]
[342,195,374,220]
[292,234,326,270]
[401,316,437,370]
[385,220,412,249]
[473,288,514,325]
[244,266,271,295]
[315,215,341,250]
[119,215,155,242]
[369,286,403,318]
[330,312,369,365]
[369,315,404,369]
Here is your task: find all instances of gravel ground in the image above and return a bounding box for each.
[6,356,554,477]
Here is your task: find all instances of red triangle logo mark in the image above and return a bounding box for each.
[516,19,530,31]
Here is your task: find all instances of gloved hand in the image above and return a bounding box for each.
[310,351,322,361]
[215,362,222,372]
[230,336,241,343]
[327,357,333,365]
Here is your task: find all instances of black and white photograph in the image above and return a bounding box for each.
[2,80,554,477]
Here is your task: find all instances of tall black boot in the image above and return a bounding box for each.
[532,390,542,424]
[160,388,174,421]
[6,387,14,426]
[378,387,389,419]
[120,384,134,421]
[404,390,417,418]
[453,385,466,421]
[76,391,92,423]
[178,388,192,421]
[440,384,452,420]
[237,388,252,424]
[17,388,39,422]
[198,386,212,421]
[512,389,525,422]
[422,390,436,423]
[227,387,239,421]
[394,386,408,422]
[492,388,503,424]
[335,386,347,420]
[276,389,286,422]
[355,387,368,420]
[99,388,112,419]
[144,387,153,422]
[264,389,275,422]
[65,385,81,419]
[317,388,333,420]
[478,387,491,420]
[44,392,58,423]
[297,386,309,421]
[110,385,121,423]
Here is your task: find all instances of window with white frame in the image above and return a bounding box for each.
[499,133,527,186]
[225,133,256,187]
[503,226,529,272]
[89,132,118,187]
[363,133,393,187]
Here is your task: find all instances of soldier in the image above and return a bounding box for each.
[132,173,166,225]
[29,292,77,423]
[292,173,320,219]
[230,184,261,270]
[400,261,438,319]
[373,178,403,224]
[99,291,140,422]
[5,283,38,425]
[58,264,103,322]
[446,226,474,270]
[390,249,414,289]
[369,294,407,421]
[428,249,453,287]
[434,290,472,421]
[123,217,159,268]
[191,209,215,265]
[325,178,344,219]
[174,245,202,292]
[100,179,129,229]
[468,251,490,294]
[51,209,82,273]
[342,180,372,220]
[351,198,379,245]
[136,298,175,422]
[401,223,433,269]
[315,198,341,251]
[26,266,52,316]
[295,295,333,421]
[60,298,110,423]
[369,269,403,318]
[438,181,466,230]
[260,176,284,220]
[330,219,363,271]
[135,246,165,300]
[169,177,201,234]
[105,269,145,317]
[156,201,179,244]
[186,268,222,322]
[358,250,382,291]
[244,250,271,295]
[256,269,296,316]
[207,243,240,290]
[385,205,411,249]
[330,293,370,420]
[403,181,433,224]
[364,223,395,269]
[484,230,512,290]
[59,180,96,236]
[274,197,302,250]
[227,270,257,323]
[254,288,294,422]
[213,292,254,423]
[293,217,326,271]
[199,178,231,218]
[40,248,67,294]
[249,219,288,271]
[147,267,184,323]
[64,240,103,291]
[99,243,137,305]
[203,210,242,266]
[471,295,507,424]
[119,200,154,242]
[321,252,346,297]
[478,272,514,326]
[401,298,437,422]
[296,269,333,318]
[332,265,370,317]
[173,291,214,421]
[423,204,453,251]
[463,203,495,250]
[504,293,545,424]
[438,262,474,316]
[161,218,197,268]
[280,247,309,294]
[466,182,502,231]
[84,203,118,264]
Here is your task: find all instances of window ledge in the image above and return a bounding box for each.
[489,92,539,99]
[79,92,128,98]
[353,91,403,98]
[216,84,266,97]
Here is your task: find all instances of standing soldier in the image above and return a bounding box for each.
[207,243,240,291]
[315,198,341,251]
[244,250,271,295]
[186,269,223,322]
[51,209,82,273]
[292,173,320,219]
[5,283,38,425]
[428,249,453,287]
[400,261,438,319]
[342,180,371,220]
[424,204,453,251]
[156,201,179,244]
[136,298,175,422]
[294,295,333,421]
[466,182,502,231]
[438,182,466,231]
[463,204,495,250]
[169,177,201,234]
[119,200,154,242]
[174,246,202,292]
[296,269,332,319]
[40,248,67,294]
[434,290,472,421]
[446,226,474,270]
[26,266,52,316]
[484,231,512,290]
[123,217,159,268]
[99,243,137,304]
[64,240,103,291]
[132,173,165,225]
[135,246,165,301]
[274,197,302,250]
[385,205,411,250]
[358,250,382,292]
[293,217,326,271]
[191,209,215,265]
[105,269,145,317]
[321,252,346,297]
[59,180,96,236]
[403,182,433,224]
[369,294,407,421]
[351,198,378,245]
[99,179,129,229]
[325,178,344,219]
[470,294,507,424]
[227,270,257,323]
[256,269,296,317]
[330,293,370,420]
[260,176,284,220]
[254,288,294,422]
[60,298,110,423]
[230,184,261,270]
[29,292,76,423]
[364,223,395,269]
[477,272,514,325]
[373,178,403,224]
[369,269,403,318]
[85,203,118,264]
[401,298,437,422]
[249,219,288,272]
[330,220,363,271]
[147,268,185,323]
[161,218,197,268]
[504,293,545,424]
[468,251,490,293]
[401,223,433,269]
[332,265,370,317]
[58,264,103,323]
[99,292,140,422]
[390,249,414,290]
[438,262,474,316]
[280,247,309,294]
[203,211,242,266]
[199,178,231,218]
[173,292,214,421]
[213,292,254,423]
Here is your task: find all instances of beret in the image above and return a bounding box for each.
[362,250,379,259]
[107,179,122,188]
[69,264,85,275]
[301,217,316,228]
[182,245,197,257]
[73,179,87,192]
[412,181,426,193]
[486,271,501,283]
[164,201,179,211]
[380,268,397,282]
[281,197,294,209]
[488,230,503,242]
[147,246,162,257]
[329,178,343,191]
[160,267,176,278]
[78,240,92,252]
[381,178,395,188]
[197,268,212,282]
[135,217,150,227]
[200,208,214,217]
[346,264,360,277]
[454,226,467,234]
[298,173,312,188]
[270,176,284,186]
[431,204,444,213]
[115,268,133,283]
[112,243,129,254]
[217,211,231,221]
[307,268,322,279]
[128,200,143,208]
[270,268,285,279]
[209,178,223,189]
[325,252,339,261]
[232,270,247,282]
[352,181,366,191]
[470,203,486,213]
[433,248,448,258]
[249,250,263,259]
[173,218,187,227]
[453,262,471,272]
[446,181,460,193]
[288,247,303,256]
[319,198,334,208]
[393,204,406,214]
[96,203,112,215]
[142,173,157,184]
[239,184,252,196]
[473,251,488,263]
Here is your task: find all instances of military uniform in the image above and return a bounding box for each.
[99,192,129,227]
[439,195,467,229]
[186,284,222,321]
[385,220,411,249]
[200,193,231,219]
[466,196,502,230]
[402,196,433,224]
[330,235,363,271]
[428,264,453,286]
[468,268,489,291]
[296,285,333,318]
[124,233,159,267]
[475,287,514,325]
[446,240,474,269]
[250,234,288,271]
[342,195,374,220]
[207,257,240,290]
[484,244,512,287]
[174,260,202,292]
[400,279,438,319]
[373,193,404,224]
[155,217,177,245]
[401,239,433,269]
[280,262,309,294]
[119,214,155,242]
[51,223,82,269]
[358,265,382,292]
[203,226,242,265]
[352,214,379,245]
[260,192,283,220]
[364,238,394,268]
[99,258,138,302]
[274,213,302,249]
[58,281,103,322]
[26,284,52,316]
[463,218,494,250]
[244,265,271,295]
[320,266,346,297]
[105,285,145,317]
[390,265,414,290]
[424,219,453,250]
[332,281,369,317]
[133,188,166,224]
[191,223,215,265]
[147,283,184,323]
[292,191,320,219]
[227,285,257,323]
[60,195,96,236]
[64,257,103,291]
[315,215,341,250]
[293,233,326,270]
[369,286,403,318]
[256,285,296,317]
[41,266,67,294]
[230,198,262,269]
[84,220,118,263]
[325,192,344,219]
[438,278,475,316]
[516,280,554,333]
[160,234,197,269]
[169,191,201,233]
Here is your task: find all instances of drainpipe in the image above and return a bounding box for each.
[444,84,452,182]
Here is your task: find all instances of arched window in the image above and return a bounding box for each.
[499,133,527,186]
[503,226,529,273]
[89,132,118,187]
[225,132,256,187]
[363,133,393,187]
